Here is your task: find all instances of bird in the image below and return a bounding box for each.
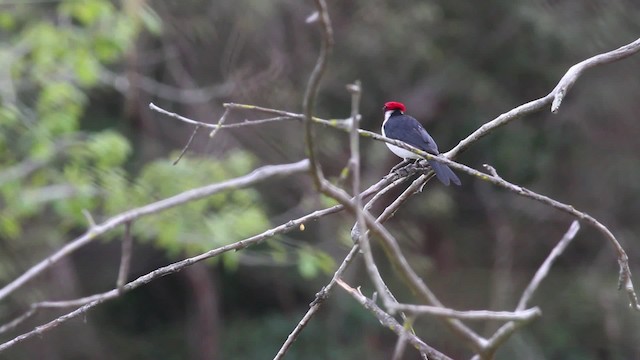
[382,101,461,186]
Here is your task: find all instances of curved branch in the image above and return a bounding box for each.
[303,0,334,188]
[448,36,640,158]
[338,279,454,360]
[551,37,640,112]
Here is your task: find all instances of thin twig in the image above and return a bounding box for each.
[117,221,133,292]
[517,220,581,311]
[0,308,36,336]
[149,102,214,128]
[482,165,638,310]
[212,116,296,129]
[81,209,97,229]
[318,175,489,352]
[392,303,540,322]
[475,221,581,359]
[391,320,410,360]
[302,0,334,188]
[337,279,454,360]
[551,37,640,112]
[172,125,200,165]
[447,36,640,158]
[208,108,230,138]
[0,204,358,353]
[273,244,360,360]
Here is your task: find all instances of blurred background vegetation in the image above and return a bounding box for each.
[1,0,640,358]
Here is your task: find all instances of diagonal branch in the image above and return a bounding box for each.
[550,37,640,112]
[448,36,640,158]
[338,279,454,360]
[0,167,410,351]
[0,160,311,303]
[273,244,360,360]
[474,220,582,359]
[303,0,334,188]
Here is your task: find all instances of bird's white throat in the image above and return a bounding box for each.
[381,110,418,160]
[383,109,395,124]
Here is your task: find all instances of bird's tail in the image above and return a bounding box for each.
[427,159,461,186]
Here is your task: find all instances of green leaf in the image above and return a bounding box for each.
[88,131,132,168]
[0,12,15,30]
[73,50,100,86]
[59,0,114,26]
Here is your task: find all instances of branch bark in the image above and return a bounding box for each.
[0,160,310,303]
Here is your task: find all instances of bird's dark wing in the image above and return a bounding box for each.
[384,115,440,154]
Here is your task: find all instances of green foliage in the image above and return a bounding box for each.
[0,0,331,282]
[0,1,145,267]
[122,152,271,260]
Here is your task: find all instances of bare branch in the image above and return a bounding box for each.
[208,108,230,138]
[0,308,36,336]
[475,221,581,359]
[551,37,640,112]
[391,330,410,360]
[0,170,408,352]
[149,102,216,129]
[448,36,640,158]
[337,279,454,360]
[391,303,540,322]
[81,209,97,229]
[517,220,581,311]
[150,102,299,131]
[302,0,334,188]
[172,125,200,165]
[116,221,133,292]
[319,174,489,351]
[210,117,296,129]
[481,165,638,310]
[273,244,360,360]
[1,199,361,352]
[0,160,311,303]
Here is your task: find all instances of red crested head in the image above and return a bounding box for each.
[383,101,406,113]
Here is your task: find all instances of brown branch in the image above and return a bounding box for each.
[516,221,581,311]
[172,125,200,165]
[474,220,581,359]
[337,279,454,360]
[550,37,640,112]
[137,32,640,360]
[209,116,296,129]
[208,108,230,138]
[179,37,640,168]
[0,160,311,303]
[116,221,133,292]
[0,199,359,353]
[149,102,216,129]
[302,0,334,189]
[391,304,540,322]
[481,165,638,311]
[448,36,640,158]
[0,168,409,352]
[273,244,360,360]
[317,174,489,351]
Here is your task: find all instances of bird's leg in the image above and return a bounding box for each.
[390,159,410,173]
[392,159,422,177]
